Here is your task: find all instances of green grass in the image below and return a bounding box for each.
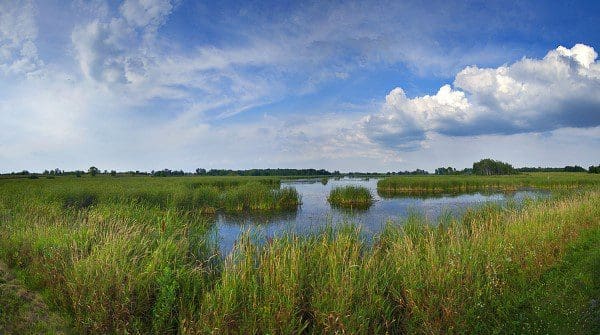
[378,172,600,196]
[498,226,600,334]
[185,188,600,333]
[0,176,299,214]
[327,185,374,209]
[0,175,598,333]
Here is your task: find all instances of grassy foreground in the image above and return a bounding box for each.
[0,177,598,333]
[377,172,600,195]
[0,261,69,334]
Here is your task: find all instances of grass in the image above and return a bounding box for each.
[0,175,598,333]
[1,176,299,214]
[377,172,600,196]
[498,226,600,334]
[327,185,374,209]
[190,189,599,333]
[0,261,69,334]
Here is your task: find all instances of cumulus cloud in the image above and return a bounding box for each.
[365,44,600,150]
[0,0,42,74]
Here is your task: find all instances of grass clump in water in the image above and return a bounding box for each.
[222,183,301,212]
[328,185,373,209]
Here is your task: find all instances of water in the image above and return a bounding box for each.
[214,177,548,254]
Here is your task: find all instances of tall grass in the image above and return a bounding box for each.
[378,172,600,196]
[0,176,598,333]
[188,188,600,333]
[10,176,300,213]
[328,185,374,209]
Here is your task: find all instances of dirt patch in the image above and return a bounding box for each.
[0,261,70,334]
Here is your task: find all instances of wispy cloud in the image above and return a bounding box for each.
[0,0,42,75]
[1,0,599,172]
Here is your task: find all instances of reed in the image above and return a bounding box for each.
[377,172,600,195]
[189,188,600,333]
[327,185,374,209]
[8,176,300,213]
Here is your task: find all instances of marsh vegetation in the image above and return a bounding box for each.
[0,173,598,333]
[327,185,374,209]
[377,172,600,195]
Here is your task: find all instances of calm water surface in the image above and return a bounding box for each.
[214,178,548,254]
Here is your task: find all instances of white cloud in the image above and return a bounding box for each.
[68,1,283,115]
[71,19,137,83]
[0,0,41,74]
[67,0,533,120]
[365,44,600,149]
[364,84,472,149]
[120,0,175,30]
[71,1,176,86]
[1,2,599,173]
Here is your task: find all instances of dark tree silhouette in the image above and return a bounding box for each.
[88,166,99,176]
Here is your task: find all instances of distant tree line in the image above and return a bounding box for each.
[434,167,474,175]
[517,166,587,173]
[432,160,598,176]
[433,159,515,176]
[347,172,386,177]
[38,168,148,177]
[5,161,599,177]
[388,169,430,175]
[192,168,340,177]
[152,169,187,177]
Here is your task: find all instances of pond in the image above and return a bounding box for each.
[214,177,549,254]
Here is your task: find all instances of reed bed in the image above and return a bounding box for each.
[327,185,374,209]
[377,172,600,195]
[0,176,598,333]
[8,176,299,213]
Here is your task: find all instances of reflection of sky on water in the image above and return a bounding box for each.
[213,178,549,255]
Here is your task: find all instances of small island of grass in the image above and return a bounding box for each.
[328,185,374,209]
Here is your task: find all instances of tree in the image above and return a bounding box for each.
[563,165,586,172]
[472,159,516,175]
[435,167,456,175]
[110,170,117,177]
[88,166,99,176]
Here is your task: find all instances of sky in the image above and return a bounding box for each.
[1,0,599,173]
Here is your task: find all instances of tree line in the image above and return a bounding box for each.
[5,161,599,178]
[192,168,340,177]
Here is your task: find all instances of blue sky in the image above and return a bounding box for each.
[1,0,599,172]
